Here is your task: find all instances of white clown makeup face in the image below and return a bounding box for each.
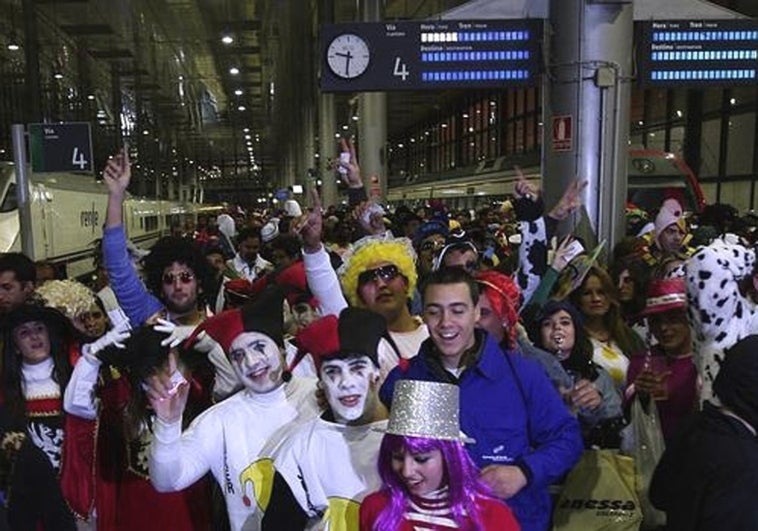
[228,331,283,394]
[320,355,380,424]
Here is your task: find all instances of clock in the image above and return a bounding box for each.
[326,33,370,79]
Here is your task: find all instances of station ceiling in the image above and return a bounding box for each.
[0,0,468,185]
[0,0,752,189]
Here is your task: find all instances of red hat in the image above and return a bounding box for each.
[186,287,285,353]
[285,307,386,379]
[274,261,317,307]
[644,278,687,315]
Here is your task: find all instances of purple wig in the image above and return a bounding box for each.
[372,433,494,530]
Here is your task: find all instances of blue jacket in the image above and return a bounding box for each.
[380,331,583,531]
[103,225,163,327]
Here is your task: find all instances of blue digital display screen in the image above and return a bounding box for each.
[321,20,542,92]
[638,19,758,87]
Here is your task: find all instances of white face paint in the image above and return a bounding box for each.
[319,355,378,423]
[228,331,283,394]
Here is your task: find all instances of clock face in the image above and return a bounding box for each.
[326,34,370,79]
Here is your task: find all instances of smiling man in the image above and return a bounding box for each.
[380,267,583,531]
[261,307,389,530]
[102,149,237,400]
[147,288,321,531]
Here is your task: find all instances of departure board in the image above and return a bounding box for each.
[321,20,543,92]
[637,19,758,87]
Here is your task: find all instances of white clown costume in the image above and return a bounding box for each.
[262,307,391,530]
[149,288,321,530]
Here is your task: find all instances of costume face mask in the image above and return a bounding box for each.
[320,355,379,423]
[228,331,283,393]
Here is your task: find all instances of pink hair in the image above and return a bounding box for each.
[373,434,494,530]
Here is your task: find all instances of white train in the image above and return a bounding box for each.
[0,162,222,279]
[387,149,706,214]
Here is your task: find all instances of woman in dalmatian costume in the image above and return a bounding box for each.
[685,239,758,402]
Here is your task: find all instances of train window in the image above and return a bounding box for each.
[145,216,158,232]
[0,183,17,213]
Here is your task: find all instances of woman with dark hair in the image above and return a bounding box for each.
[360,380,519,530]
[610,258,650,326]
[68,324,213,530]
[532,300,624,447]
[3,305,72,446]
[1,304,101,522]
[568,265,645,391]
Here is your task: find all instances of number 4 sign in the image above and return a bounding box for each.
[28,122,94,174]
[393,57,409,81]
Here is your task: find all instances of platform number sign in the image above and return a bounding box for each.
[28,122,94,174]
[321,20,542,92]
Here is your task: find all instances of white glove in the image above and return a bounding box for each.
[82,320,131,361]
[153,318,196,349]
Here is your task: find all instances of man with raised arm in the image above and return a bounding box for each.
[102,150,236,399]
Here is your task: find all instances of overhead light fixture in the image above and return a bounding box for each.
[221,34,234,45]
[87,94,95,101]
[53,72,64,80]
[234,89,243,96]
[244,134,252,140]
[229,67,240,75]
[7,39,19,51]
[243,128,250,133]
[237,105,246,111]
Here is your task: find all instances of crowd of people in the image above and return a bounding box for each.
[0,140,755,531]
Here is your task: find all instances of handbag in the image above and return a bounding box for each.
[620,396,667,529]
[552,449,642,531]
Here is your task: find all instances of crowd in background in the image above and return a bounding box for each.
[0,142,755,531]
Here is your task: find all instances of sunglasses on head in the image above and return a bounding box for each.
[162,271,195,285]
[358,264,401,286]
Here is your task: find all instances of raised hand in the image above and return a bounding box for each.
[144,351,189,423]
[153,318,195,349]
[549,178,588,221]
[336,138,363,189]
[550,235,577,273]
[103,149,131,197]
[83,320,132,361]
[353,201,386,236]
[295,187,324,253]
[513,165,539,200]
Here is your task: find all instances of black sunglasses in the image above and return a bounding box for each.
[358,264,401,286]
[162,271,195,285]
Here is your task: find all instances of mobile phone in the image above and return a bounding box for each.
[337,151,350,175]
[563,240,585,263]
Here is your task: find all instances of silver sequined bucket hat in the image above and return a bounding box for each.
[383,380,475,444]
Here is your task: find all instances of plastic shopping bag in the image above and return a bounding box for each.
[553,449,643,531]
[621,396,667,529]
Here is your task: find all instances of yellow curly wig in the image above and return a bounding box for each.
[339,237,417,307]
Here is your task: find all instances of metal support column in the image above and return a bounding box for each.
[358,0,387,199]
[12,125,34,258]
[543,0,633,247]
[319,93,338,207]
